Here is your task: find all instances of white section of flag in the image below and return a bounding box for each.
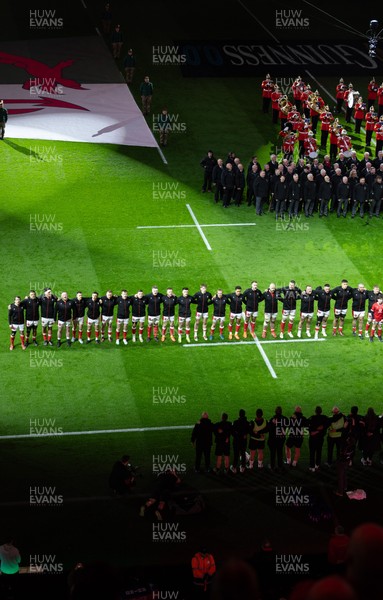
[1,84,158,147]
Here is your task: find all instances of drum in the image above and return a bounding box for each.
[343,150,352,157]
[309,151,318,159]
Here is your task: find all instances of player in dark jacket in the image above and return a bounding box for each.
[331,280,352,336]
[144,286,164,342]
[192,284,212,342]
[86,292,102,343]
[22,290,40,347]
[130,290,147,343]
[70,291,87,344]
[39,288,57,346]
[55,292,74,347]
[8,296,26,350]
[115,290,131,345]
[242,281,264,339]
[209,289,229,341]
[100,290,118,342]
[313,284,332,339]
[278,280,302,339]
[226,286,244,340]
[177,287,194,343]
[161,287,178,342]
[261,284,280,339]
[350,284,369,339]
[297,285,315,338]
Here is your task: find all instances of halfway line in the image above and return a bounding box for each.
[183,338,325,347]
[186,203,212,250]
[137,223,256,229]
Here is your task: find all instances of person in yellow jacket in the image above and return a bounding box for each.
[326,406,345,466]
[191,548,216,592]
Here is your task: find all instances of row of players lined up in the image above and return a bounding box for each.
[7,282,383,349]
[200,150,383,216]
[192,404,382,474]
[260,74,383,149]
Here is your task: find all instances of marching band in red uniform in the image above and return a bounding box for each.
[261,72,383,161]
[261,74,274,114]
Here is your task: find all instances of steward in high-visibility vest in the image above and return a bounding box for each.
[191,549,216,591]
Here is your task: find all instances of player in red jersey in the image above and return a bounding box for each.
[369,297,383,342]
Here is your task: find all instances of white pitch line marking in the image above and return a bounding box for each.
[0,424,192,441]
[254,336,278,379]
[186,203,212,250]
[184,338,325,347]
[137,222,257,229]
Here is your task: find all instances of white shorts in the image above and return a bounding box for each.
[102,315,113,324]
[132,316,145,323]
[117,318,129,325]
[178,316,191,323]
[26,320,39,327]
[58,320,71,327]
[87,318,100,326]
[212,316,225,323]
[245,310,258,318]
[264,312,278,320]
[282,309,296,318]
[352,311,365,319]
[148,316,160,325]
[162,316,175,323]
[334,309,347,317]
[230,312,243,320]
[300,312,313,319]
[196,312,208,319]
[11,324,25,332]
[41,318,54,327]
[317,310,330,318]
[73,317,84,325]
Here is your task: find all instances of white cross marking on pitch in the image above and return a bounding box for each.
[136,204,256,251]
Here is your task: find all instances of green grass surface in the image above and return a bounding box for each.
[2,6,383,572]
